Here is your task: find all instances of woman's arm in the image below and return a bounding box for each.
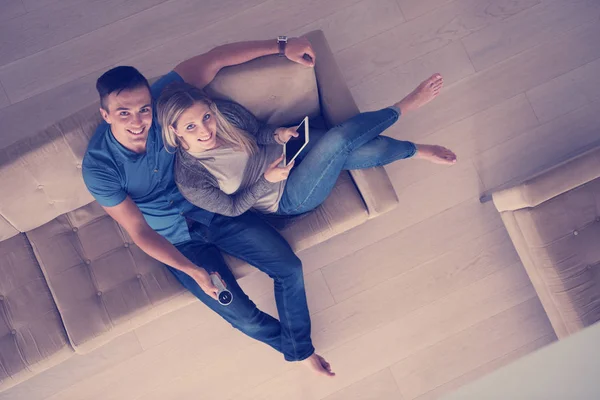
[177,163,275,217]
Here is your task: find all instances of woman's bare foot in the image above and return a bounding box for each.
[301,353,335,377]
[395,73,444,113]
[414,144,457,165]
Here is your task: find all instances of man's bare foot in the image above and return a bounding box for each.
[301,353,335,377]
[414,144,457,165]
[395,73,444,113]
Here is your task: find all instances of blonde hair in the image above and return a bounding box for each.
[156,82,258,155]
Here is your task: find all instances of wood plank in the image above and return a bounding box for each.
[0,0,267,103]
[461,0,600,71]
[239,263,538,400]
[0,0,169,67]
[388,94,539,191]
[395,19,600,144]
[315,227,521,352]
[526,58,600,123]
[474,99,600,192]
[336,0,540,88]
[396,0,454,20]
[0,332,143,400]
[288,0,405,53]
[0,81,9,109]
[0,0,25,23]
[46,308,251,400]
[321,162,487,303]
[390,298,554,399]
[413,334,556,400]
[322,368,402,400]
[351,40,475,111]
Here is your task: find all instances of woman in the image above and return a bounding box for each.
[156,74,457,218]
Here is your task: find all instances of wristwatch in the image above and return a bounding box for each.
[277,36,288,57]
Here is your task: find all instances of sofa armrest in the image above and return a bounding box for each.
[492,145,600,212]
[304,30,399,217]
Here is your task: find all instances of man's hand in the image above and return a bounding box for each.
[285,37,316,67]
[188,267,224,301]
[274,127,299,144]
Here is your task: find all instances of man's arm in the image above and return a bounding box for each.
[102,197,220,299]
[174,37,315,88]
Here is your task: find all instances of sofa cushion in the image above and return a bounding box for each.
[503,177,600,338]
[0,234,73,392]
[25,202,197,354]
[0,102,99,234]
[205,55,320,127]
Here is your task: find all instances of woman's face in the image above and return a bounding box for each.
[173,101,218,153]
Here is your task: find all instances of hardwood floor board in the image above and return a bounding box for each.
[351,41,475,111]
[461,0,600,72]
[314,227,521,352]
[396,0,454,20]
[390,298,553,399]
[239,263,537,400]
[321,162,486,302]
[526,57,600,123]
[0,0,25,22]
[387,94,539,191]
[413,334,556,400]
[288,0,406,53]
[395,19,600,147]
[0,0,267,103]
[0,332,143,400]
[322,368,402,400]
[475,100,600,192]
[336,0,540,88]
[0,0,169,66]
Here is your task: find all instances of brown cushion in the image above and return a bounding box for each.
[205,55,321,127]
[0,234,73,392]
[26,202,196,353]
[501,177,600,339]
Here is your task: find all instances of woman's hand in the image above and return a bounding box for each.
[188,267,225,301]
[264,155,294,183]
[274,127,299,144]
[285,37,316,67]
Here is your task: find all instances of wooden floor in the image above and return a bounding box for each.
[2,0,600,398]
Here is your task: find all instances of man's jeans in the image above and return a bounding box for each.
[172,212,314,362]
[277,107,416,216]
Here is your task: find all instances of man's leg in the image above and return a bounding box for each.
[173,236,283,353]
[206,213,315,362]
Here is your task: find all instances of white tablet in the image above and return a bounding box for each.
[283,116,309,167]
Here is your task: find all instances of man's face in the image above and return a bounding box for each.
[100,86,152,152]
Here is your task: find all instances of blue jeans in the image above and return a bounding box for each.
[172,212,314,362]
[276,107,416,216]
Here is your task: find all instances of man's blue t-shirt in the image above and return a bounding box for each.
[82,71,214,245]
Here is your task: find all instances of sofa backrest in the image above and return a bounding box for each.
[0,56,319,237]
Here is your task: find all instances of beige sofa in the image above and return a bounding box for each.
[0,31,399,392]
[492,145,600,339]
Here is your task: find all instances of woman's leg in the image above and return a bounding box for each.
[278,107,401,215]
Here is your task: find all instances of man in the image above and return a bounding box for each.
[82,36,334,377]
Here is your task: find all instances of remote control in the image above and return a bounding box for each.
[210,274,233,306]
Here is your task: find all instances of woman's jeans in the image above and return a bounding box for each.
[277,107,416,216]
[172,212,314,362]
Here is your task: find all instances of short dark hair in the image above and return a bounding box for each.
[96,66,150,111]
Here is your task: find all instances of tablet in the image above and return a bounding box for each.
[283,116,309,167]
